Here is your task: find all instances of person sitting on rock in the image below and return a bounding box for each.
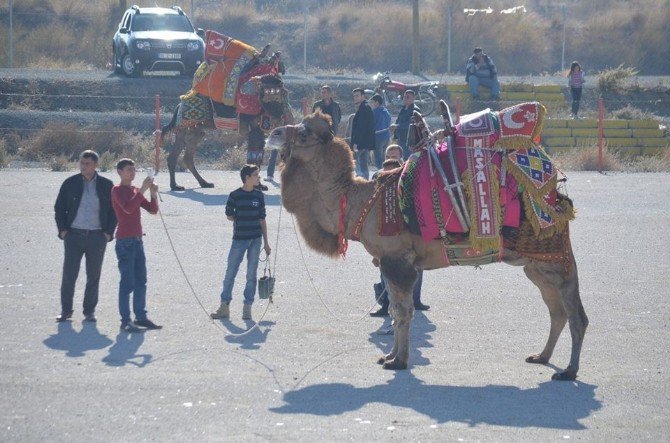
[465,47,500,100]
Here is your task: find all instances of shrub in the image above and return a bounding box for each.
[49,155,71,172]
[596,65,639,93]
[0,139,9,168]
[553,143,624,171]
[610,105,658,121]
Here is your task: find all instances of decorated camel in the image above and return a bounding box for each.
[266,102,588,381]
[159,30,294,190]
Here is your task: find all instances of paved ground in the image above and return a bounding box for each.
[0,169,668,441]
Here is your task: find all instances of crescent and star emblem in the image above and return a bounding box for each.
[210,38,224,50]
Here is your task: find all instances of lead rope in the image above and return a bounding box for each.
[157,197,283,337]
[289,213,391,324]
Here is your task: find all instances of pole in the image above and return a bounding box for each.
[561,3,567,72]
[447,2,452,73]
[455,97,461,124]
[597,97,604,173]
[154,94,161,172]
[191,0,195,19]
[9,0,14,68]
[412,0,420,74]
[303,6,308,74]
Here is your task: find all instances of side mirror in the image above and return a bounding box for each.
[119,28,129,34]
[196,28,205,38]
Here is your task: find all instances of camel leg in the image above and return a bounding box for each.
[167,131,186,191]
[524,256,588,381]
[377,256,417,370]
[182,133,213,188]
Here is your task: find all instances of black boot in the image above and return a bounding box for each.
[370,302,389,317]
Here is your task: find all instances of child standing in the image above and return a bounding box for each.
[568,61,585,119]
[111,159,162,332]
[211,164,271,321]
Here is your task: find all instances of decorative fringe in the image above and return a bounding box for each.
[503,148,557,200]
[462,165,503,252]
[521,191,576,239]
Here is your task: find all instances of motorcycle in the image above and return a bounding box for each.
[365,71,439,116]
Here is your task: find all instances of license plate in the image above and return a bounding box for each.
[158,53,181,59]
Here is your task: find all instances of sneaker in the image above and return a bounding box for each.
[263,176,274,182]
[120,321,142,333]
[414,302,430,311]
[56,311,73,322]
[242,304,252,320]
[135,318,162,330]
[370,305,390,317]
[210,303,230,319]
[83,313,97,322]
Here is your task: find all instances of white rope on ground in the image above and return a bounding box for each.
[288,213,391,324]
[156,194,283,338]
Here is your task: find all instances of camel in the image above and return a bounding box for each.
[266,111,588,381]
[159,48,294,191]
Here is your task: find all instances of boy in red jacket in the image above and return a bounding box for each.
[111,159,162,332]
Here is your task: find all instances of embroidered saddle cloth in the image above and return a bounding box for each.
[398,102,574,254]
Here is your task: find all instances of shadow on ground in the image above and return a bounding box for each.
[271,372,600,429]
[43,321,113,358]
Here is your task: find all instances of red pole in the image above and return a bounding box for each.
[154,94,161,172]
[597,97,604,172]
[455,97,461,124]
[301,97,309,116]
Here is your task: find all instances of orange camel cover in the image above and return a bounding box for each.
[192,30,258,105]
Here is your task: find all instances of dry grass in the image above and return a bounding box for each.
[553,143,670,172]
[596,65,639,94]
[0,139,9,168]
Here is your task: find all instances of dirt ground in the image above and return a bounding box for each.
[0,169,669,441]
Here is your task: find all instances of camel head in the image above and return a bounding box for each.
[266,111,335,165]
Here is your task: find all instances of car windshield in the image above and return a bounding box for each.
[131,14,193,32]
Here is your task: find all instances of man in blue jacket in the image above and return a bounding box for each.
[465,47,500,100]
[54,150,117,322]
[391,90,421,159]
[370,94,391,170]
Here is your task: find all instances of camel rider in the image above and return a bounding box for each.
[465,47,501,100]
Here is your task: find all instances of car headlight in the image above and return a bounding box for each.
[187,41,200,51]
[135,41,151,50]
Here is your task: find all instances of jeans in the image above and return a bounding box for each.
[266,148,279,178]
[60,229,107,316]
[115,237,148,324]
[374,139,389,169]
[571,87,582,115]
[377,270,423,306]
[468,76,501,98]
[395,129,410,160]
[355,149,370,179]
[220,237,262,305]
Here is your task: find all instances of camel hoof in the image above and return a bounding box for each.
[525,354,549,364]
[171,185,185,191]
[552,370,577,381]
[382,359,407,370]
[377,356,386,365]
[200,182,214,188]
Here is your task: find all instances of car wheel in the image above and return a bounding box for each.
[113,46,123,74]
[121,52,141,77]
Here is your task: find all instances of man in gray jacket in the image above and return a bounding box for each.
[466,47,500,100]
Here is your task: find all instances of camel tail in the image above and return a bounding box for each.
[160,104,180,138]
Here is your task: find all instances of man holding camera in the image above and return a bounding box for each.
[465,47,501,100]
[54,150,116,323]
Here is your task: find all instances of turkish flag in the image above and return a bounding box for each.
[204,30,232,61]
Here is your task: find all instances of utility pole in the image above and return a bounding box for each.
[9,0,14,68]
[412,0,419,74]
[447,1,452,73]
[561,3,567,71]
[303,5,308,74]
